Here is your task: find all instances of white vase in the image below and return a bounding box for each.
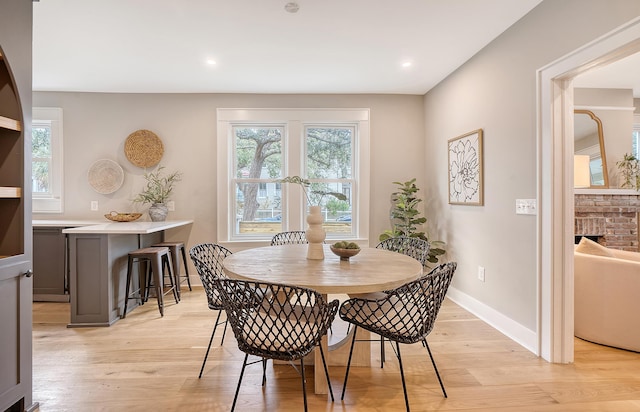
[305,205,326,260]
[148,203,168,222]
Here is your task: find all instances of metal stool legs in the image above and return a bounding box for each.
[178,244,192,291]
[122,247,177,318]
[145,253,179,311]
[122,256,146,318]
[152,241,192,299]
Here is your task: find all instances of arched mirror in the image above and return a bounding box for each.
[574,109,608,188]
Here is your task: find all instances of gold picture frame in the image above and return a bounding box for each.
[448,129,484,206]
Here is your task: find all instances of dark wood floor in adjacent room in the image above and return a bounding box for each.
[32,287,640,411]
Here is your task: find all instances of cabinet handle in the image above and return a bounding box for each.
[24,269,33,277]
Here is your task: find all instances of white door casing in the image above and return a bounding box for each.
[537,17,640,363]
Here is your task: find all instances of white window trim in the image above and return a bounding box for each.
[217,108,370,247]
[32,107,63,213]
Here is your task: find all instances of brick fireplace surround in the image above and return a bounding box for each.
[575,189,640,251]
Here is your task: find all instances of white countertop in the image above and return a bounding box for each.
[33,219,104,228]
[55,220,193,234]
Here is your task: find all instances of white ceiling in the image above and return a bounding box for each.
[32,0,543,95]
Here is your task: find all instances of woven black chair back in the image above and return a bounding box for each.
[214,278,338,361]
[271,230,308,246]
[339,261,456,344]
[189,243,232,310]
[376,236,430,267]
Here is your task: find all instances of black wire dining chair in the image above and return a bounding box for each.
[376,236,430,267]
[339,262,457,412]
[356,236,431,367]
[188,242,233,378]
[214,278,339,412]
[270,230,308,246]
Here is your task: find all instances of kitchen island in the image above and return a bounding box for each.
[61,220,193,327]
[32,220,103,302]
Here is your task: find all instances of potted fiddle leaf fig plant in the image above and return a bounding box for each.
[379,178,446,265]
[134,165,182,221]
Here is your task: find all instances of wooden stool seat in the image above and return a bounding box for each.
[152,241,192,299]
[122,246,178,318]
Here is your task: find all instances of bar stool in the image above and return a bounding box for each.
[152,241,192,299]
[122,246,178,318]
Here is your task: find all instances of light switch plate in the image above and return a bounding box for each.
[516,199,537,215]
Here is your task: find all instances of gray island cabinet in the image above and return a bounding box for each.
[62,220,193,327]
[33,227,66,299]
[32,220,103,302]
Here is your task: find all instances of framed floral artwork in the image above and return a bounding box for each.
[448,129,483,205]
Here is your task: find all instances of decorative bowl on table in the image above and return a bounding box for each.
[330,243,361,261]
[104,211,142,222]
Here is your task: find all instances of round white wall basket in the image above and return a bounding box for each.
[88,159,125,194]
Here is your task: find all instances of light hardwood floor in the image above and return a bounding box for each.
[32,287,640,411]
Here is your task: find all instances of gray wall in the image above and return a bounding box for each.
[31,93,425,250]
[424,0,640,332]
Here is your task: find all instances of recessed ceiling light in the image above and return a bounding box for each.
[284,2,300,13]
[401,61,412,68]
[206,59,217,66]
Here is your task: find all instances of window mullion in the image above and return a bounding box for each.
[287,121,304,229]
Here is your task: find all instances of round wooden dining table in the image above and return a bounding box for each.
[223,243,423,294]
[222,243,424,395]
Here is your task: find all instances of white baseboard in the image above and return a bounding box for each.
[446,286,538,355]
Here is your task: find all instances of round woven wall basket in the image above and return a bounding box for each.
[124,129,164,168]
[87,159,124,194]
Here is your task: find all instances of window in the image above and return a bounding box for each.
[233,126,284,230]
[218,108,370,243]
[32,107,63,213]
[305,125,354,233]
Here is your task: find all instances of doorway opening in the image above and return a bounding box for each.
[538,17,640,363]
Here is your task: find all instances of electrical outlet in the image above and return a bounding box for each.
[478,266,485,282]
[90,201,99,211]
[167,201,175,211]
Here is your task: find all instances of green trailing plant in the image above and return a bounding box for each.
[616,153,640,191]
[278,175,347,205]
[133,165,182,204]
[379,178,446,265]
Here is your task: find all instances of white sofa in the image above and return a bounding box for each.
[574,238,640,352]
